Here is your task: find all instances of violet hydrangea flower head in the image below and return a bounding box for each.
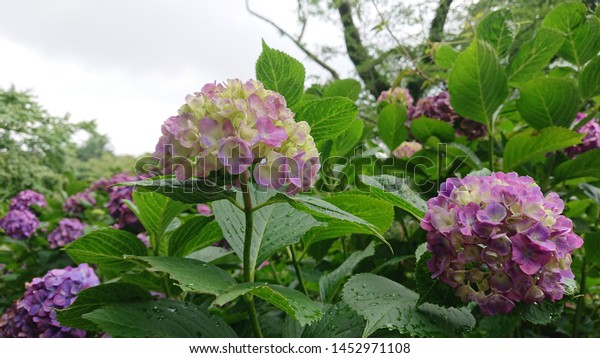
[410,91,487,140]
[420,172,583,315]
[0,209,40,239]
[95,173,141,230]
[47,218,85,249]
[564,113,600,158]
[392,141,423,159]
[9,190,47,211]
[63,189,96,216]
[153,79,320,195]
[0,264,99,338]
[377,87,414,110]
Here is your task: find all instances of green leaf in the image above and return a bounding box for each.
[541,3,587,34]
[302,302,365,338]
[520,301,564,325]
[557,16,600,68]
[434,45,459,70]
[516,77,581,129]
[358,175,427,220]
[304,193,394,244]
[378,104,409,150]
[212,191,321,269]
[342,273,475,337]
[132,256,235,295]
[322,79,362,101]
[214,282,323,326]
[555,148,600,181]
[476,9,514,57]
[507,27,565,86]
[477,314,520,337]
[319,242,376,302]
[580,56,600,99]
[415,252,462,307]
[410,117,455,143]
[168,216,223,257]
[119,176,235,204]
[295,97,358,143]
[83,300,236,338]
[502,127,583,170]
[256,40,305,107]
[448,40,508,126]
[65,228,148,272]
[132,191,188,249]
[57,283,151,331]
[330,119,364,157]
[584,231,600,268]
[186,246,233,263]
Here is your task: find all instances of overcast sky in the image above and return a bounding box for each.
[0,0,354,155]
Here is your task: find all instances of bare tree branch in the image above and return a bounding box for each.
[428,0,454,43]
[246,0,340,79]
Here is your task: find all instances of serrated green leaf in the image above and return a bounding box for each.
[319,242,376,302]
[410,117,455,143]
[342,273,475,337]
[302,302,365,338]
[65,228,148,272]
[580,56,600,99]
[358,175,427,220]
[322,79,362,101]
[132,191,188,249]
[434,45,459,70]
[256,40,305,107]
[516,77,581,129]
[119,176,235,204]
[520,301,564,325]
[448,40,508,126]
[555,148,600,180]
[295,97,358,142]
[330,119,364,157]
[557,16,600,68]
[168,216,223,257]
[476,10,514,57]
[378,104,409,150]
[214,282,322,326]
[503,127,583,170]
[542,3,587,34]
[477,314,520,337]
[83,300,236,337]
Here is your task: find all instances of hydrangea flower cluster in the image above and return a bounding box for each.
[377,87,414,110]
[564,113,600,158]
[0,209,39,239]
[47,218,85,249]
[392,141,423,159]
[9,190,47,211]
[410,91,487,140]
[153,79,320,195]
[420,172,583,315]
[63,189,96,216]
[92,173,141,230]
[0,264,100,337]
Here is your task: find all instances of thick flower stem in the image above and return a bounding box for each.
[240,171,263,338]
[289,245,309,296]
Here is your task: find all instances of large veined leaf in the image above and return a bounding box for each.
[476,9,514,57]
[342,273,475,337]
[434,45,459,70]
[555,149,600,181]
[256,40,305,108]
[502,127,583,170]
[520,301,564,325]
[304,193,394,245]
[410,117,455,143]
[131,256,235,295]
[580,56,600,99]
[131,191,189,249]
[330,119,364,157]
[119,176,236,204]
[82,300,236,338]
[319,242,376,303]
[358,175,427,220]
[302,302,366,338]
[214,282,323,326]
[541,2,587,35]
[516,77,581,129]
[294,97,358,143]
[212,190,321,269]
[65,228,148,272]
[57,283,151,331]
[507,27,565,86]
[448,40,508,126]
[168,216,223,257]
[322,79,362,101]
[377,104,409,150]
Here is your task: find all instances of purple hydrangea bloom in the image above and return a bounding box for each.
[564,113,600,158]
[410,91,487,140]
[94,173,140,230]
[377,87,414,110]
[63,189,96,216]
[197,204,212,216]
[0,264,100,337]
[153,79,320,195]
[420,172,583,315]
[0,209,40,239]
[9,190,47,211]
[47,218,85,249]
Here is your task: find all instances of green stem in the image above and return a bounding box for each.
[572,256,587,338]
[489,120,495,172]
[269,260,283,285]
[289,245,309,296]
[162,274,173,298]
[239,172,263,338]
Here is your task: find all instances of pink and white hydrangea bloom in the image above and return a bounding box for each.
[153,79,320,194]
[392,141,423,159]
[377,87,414,110]
[420,172,583,315]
